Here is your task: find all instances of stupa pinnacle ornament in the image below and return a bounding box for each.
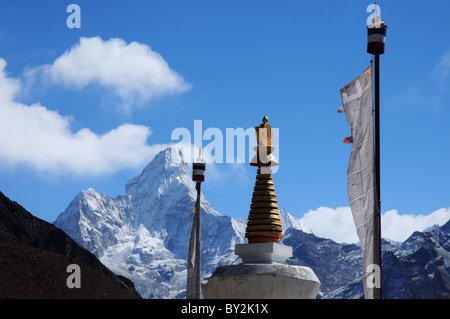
[245,116,283,244]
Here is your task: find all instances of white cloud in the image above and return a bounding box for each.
[39,36,191,112]
[299,207,358,244]
[0,58,168,176]
[389,48,450,110]
[381,208,450,242]
[434,48,450,82]
[433,48,450,92]
[298,206,450,244]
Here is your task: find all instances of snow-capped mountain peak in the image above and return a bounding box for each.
[279,208,310,234]
[54,188,132,257]
[125,147,192,203]
[54,146,244,298]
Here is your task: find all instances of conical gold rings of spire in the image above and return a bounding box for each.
[245,116,283,244]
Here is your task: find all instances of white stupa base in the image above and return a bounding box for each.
[202,263,320,299]
[202,242,320,299]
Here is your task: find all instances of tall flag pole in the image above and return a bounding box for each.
[367,8,386,300]
[186,148,205,299]
[338,8,386,299]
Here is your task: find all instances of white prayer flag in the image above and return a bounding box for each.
[340,66,381,299]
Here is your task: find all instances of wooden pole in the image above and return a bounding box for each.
[374,53,382,299]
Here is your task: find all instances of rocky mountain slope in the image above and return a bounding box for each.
[284,221,450,298]
[0,191,141,298]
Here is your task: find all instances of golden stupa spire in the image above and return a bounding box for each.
[245,116,282,243]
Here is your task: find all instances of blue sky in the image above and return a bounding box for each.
[0,0,449,243]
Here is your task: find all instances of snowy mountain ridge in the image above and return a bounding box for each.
[54,146,450,299]
[55,147,250,298]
